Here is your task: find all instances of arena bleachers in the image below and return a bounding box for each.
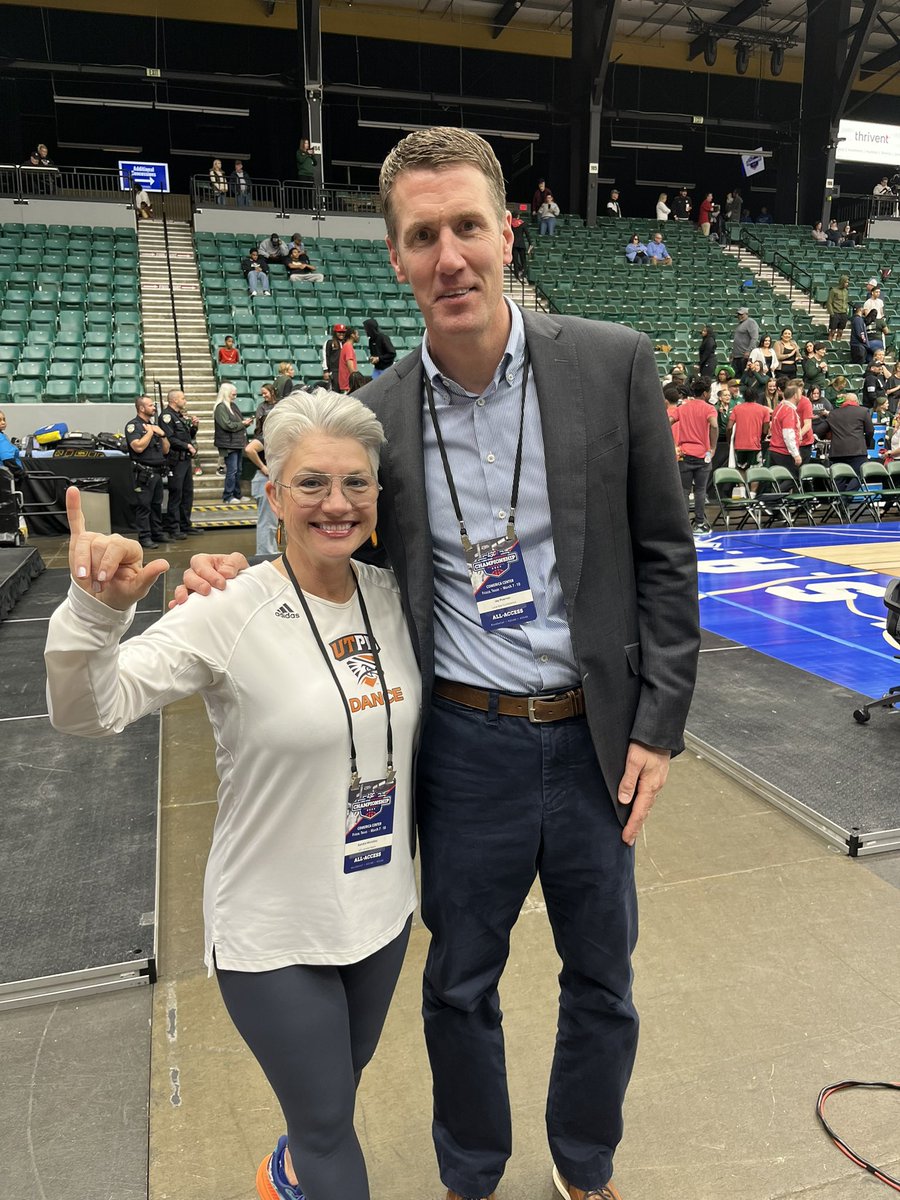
[528,216,829,378]
[0,222,144,402]
[196,232,424,408]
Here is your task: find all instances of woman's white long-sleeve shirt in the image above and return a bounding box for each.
[45,561,420,973]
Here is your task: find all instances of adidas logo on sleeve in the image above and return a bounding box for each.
[274,602,300,619]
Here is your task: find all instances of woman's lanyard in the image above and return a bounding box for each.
[281,556,394,790]
[423,347,531,552]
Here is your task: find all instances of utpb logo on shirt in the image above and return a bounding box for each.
[330,633,381,687]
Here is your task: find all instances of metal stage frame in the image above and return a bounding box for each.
[0,567,161,1010]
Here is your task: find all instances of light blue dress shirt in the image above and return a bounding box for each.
[420,300,579,693]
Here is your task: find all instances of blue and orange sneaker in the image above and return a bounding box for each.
[256,1135,306,1200]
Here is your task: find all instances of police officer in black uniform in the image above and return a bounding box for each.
[126,395,169,549]
[160,388,200,539]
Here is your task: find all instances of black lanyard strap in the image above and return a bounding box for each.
[281,557,394,787]
[423,346,531,549]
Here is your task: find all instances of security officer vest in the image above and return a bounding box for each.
[126,415,167,468]
[160,406,195,462]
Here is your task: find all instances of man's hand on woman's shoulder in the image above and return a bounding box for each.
[168,552,251,609]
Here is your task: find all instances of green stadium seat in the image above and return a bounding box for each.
[48,361,79,379]
[10,379,41,401]
[27,328,53,346]
[16,361,46,380]
[217,365,245,382]
[83,345,111,363]
[53,344,82,362]
[81,362,109,379]
[0,345,19,363]
[43,379,78,401]
[21,344,51,362]
[79,379,110,401]
[110,381,140,402]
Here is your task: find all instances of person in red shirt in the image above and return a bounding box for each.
[793,380,815,462]
[768,381,802,477]
[218,336,239,365]
[727,392,770,477]
[676,376,718,532]
[337,328,359,394]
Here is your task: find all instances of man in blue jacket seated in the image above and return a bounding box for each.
[645,231,673,266]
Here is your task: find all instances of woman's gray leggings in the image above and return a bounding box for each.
[216,916,412,1199]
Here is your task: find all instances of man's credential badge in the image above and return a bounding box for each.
[465,533,537,632]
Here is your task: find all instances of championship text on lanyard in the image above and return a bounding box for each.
[282,556,397,873]
[424,351,538,633]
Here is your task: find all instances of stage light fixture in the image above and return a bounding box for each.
[704,37,718,67]
[770,45,784,76]
[735,42,750,74]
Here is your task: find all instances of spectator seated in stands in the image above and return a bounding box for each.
[285,246,325,284]
[229,160,252,207]
[537,193,560,236]
[646,231,673,266]
[0,410,23,474]
[625,234,650,265]
[825,219,841,246]
[132,180,154,220]
[812,221,827,244]
[240,248,270,297]
[258,233,289,270]
[840,223,857,247]
[756,207,774,224]
[363,318,396,379]
[218,335,240,365]
[741,357,767,400]
[802,341,830,390]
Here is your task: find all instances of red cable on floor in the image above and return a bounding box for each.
[816,1080,900,1191]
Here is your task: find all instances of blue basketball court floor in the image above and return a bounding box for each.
[687,520,900,855]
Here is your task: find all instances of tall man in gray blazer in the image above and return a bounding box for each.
[180,128,699,1200]
[372,128,698,1200]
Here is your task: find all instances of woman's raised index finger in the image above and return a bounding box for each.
[65,486,86,538]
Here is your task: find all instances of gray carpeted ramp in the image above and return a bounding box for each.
[687,637,900,855]
[0,569,162,1007]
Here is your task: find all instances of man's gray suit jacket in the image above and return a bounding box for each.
[361,308,700,820]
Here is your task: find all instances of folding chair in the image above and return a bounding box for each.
[711,467,762,530]
[829,463,881,523]
[769,465,815,525]
[745,467,795,526]
[860,461,900,518]
[799,463,846,524]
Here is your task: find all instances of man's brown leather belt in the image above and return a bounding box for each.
[434,679,585,724]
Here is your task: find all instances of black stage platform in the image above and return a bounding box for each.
[687,629,900,856]
[0,546,45,623]
[0,569,162,1008]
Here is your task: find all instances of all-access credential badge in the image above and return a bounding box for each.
[465,534,537,632]
[345,777,396,873]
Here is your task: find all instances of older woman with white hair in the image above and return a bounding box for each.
[213,381,252,504]
[45,389,420,1200]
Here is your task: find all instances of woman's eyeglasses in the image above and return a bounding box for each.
[278,473,381,505]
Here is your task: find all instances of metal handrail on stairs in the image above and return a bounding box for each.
[156,194,185,393]
[738,228,815,316]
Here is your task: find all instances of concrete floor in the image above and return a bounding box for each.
[4,530,900,1200]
